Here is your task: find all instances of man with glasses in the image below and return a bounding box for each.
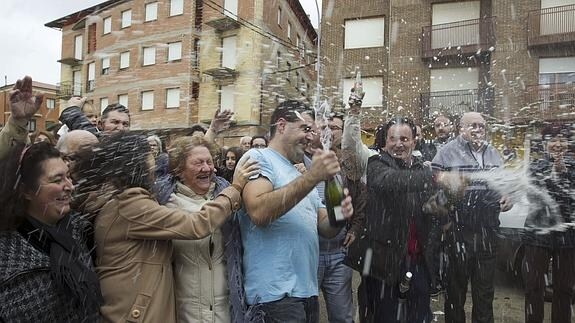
[238,100,354,322]
[250,135,268,149]
[432,112,512,323]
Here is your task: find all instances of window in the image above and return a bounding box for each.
[73,71,82,96]
[120,51,130,69]
[102,57,110,75]
[166,88,180,108]
[540,0,575,35]
[46,98,55,109]
[342,77,383,107]
[145,2,158,22]
[118,94,129,108]
[27,119,36,132]
[87,62,96,92]
[286,62,292,82]
[296,34,301,48]
[121,9,132,28]
[219,85,235,112]
[74,35,83,60]
[344,17,384,49]
[431,1,480,48]
[538,57,575,84]
[168,42,182,61]
[141,91,154,110]
[224,0,238,19]
[428,68,479,116]
[430,67,479,92]
[100,97,109,113]
[103,17,112,34]
[288,22,292,39]
[277,7,282,26]
[143,47,156,66]
[222,36,237,69]
[170,0,183,16]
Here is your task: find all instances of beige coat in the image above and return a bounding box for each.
[0,116,29,160]
[167,181,230,323]
[88,187,240,323]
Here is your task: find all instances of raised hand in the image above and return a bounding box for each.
[308,149,341,183]
[209,108,234,134]
[9,76,43,121]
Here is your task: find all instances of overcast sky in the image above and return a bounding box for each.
[0,0,321,86]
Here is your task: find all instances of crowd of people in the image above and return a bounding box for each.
[0,75,573,323]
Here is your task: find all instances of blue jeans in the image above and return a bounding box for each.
[261,296,319,323]
[318,250,354,323]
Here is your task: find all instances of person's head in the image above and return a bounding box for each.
[224,146,244,171]
[56,130,99,175]
[541,123,571,157]
[0,143,74,229]
[384,117,417,163]
[99,103,130,132]
[269,100,316,163]
[328,114,344,143]
[372,123,387,151]
[187,124,207,137]
[250,136,268,149]
[81,102,99,126]
[147,135,163,157]
[168,135,219,195]
[32,130,56,145]
[433,114,453,141]
[415,125,423,143]
[459,112,486,149]
[75,132,153,192]
[239,136,252,151]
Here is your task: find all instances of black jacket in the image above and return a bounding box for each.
[59,105,99,135]
[346,152,440,285]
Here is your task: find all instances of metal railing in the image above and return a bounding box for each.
[421,17,496,58]
[528,4,575,46]
[57,81,83,99]
[525,83,575,117]
[420,88,494,119]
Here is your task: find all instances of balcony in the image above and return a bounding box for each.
[528,4,575,47]
[203,67,238,80]
[421,17,496,59]
[57,56,82,66]
[57,81,83,100]
[420,88,494,119]
[205,16,240,32]
[523,83,575,120]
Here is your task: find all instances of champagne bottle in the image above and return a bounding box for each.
[325,173,346,227]
[354,67,364,98]
[397,271,413,323]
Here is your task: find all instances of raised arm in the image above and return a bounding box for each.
[204,108,233,143]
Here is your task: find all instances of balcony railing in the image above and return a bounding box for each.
[421,17,496,59]
[528,4,575,47]
[205,16,240,32]
[524,83,575,119]
[420,88,494,119]
[57,81,82,100]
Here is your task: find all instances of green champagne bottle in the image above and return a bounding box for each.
[325,174,346,227]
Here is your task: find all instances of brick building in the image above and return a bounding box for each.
[320,0,575,142]
[45,0,316,145]
[0,81,60,133]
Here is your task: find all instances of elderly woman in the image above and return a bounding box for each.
[75,132,258,323]
[163,136,249,323]
[147,135,169,178]
[0,142,101,322]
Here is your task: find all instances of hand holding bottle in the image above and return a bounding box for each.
[308,149,340,183]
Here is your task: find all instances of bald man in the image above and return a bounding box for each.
[431,112,512,323]
[239,136,252,152]
[56,130,99,176]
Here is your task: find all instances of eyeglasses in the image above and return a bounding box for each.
[464,123,486,130]
[252,144,267,148]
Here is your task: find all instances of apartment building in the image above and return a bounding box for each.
[46,0,316,144]
[321,0,575,139]
[0,81,60,133]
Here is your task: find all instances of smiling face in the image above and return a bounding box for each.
[434,115,452,141]
[225,151,237,170]
[281,113,315,163]
[101,110,130,132]
[180,146,215,195]
[385,124,416,163]
[460,112,486,149]
[24,158,74,225]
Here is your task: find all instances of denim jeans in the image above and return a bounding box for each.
[260,296,319,323]
[317,250,354,323]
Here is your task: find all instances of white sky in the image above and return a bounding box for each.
[0,0,321,86]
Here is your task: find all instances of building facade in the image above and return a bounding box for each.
[46,0,316,144]
[320,0,575,141]
[0,81,60,133]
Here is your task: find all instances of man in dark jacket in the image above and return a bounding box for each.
[351,117,456,323]
[522,123,575,323]
[432,112,512,323]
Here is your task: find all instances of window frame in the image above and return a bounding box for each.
[119,51,130,69]
[121,9,132,29]
[168,41,182,62]
[144,2,158,22]
[103,16,112,35]
[166,88,180,109]
[143,47,156,66]
[141,90,155,111]
[169,0,184,17]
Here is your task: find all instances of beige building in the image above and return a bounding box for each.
[320,0,575,137]
[0,81,60,133]
[46,0,316,145]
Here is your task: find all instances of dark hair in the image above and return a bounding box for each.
[224,147,244,166]
[250,135,268,147]
[101,103,130,121]
[370,123,387,151]
[75,132,153,193]
[269,100,315,138]
[31,130,56,146]
[384,116,417,142]
[0,142,62,230]
[541,122,572,140]
[186,124,207,136]
[221,146,244,182]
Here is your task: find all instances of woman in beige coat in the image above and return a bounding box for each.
[76,132,258,323]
